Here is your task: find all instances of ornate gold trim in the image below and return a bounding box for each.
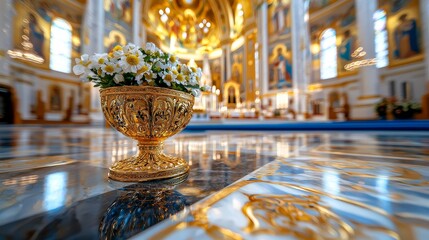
[100,86,194,182]
[358,95,381,100]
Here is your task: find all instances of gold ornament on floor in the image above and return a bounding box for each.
[100,86,194,182]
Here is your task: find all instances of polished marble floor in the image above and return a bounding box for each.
[0,127,428,239]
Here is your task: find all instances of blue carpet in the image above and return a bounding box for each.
[185,120,429,131]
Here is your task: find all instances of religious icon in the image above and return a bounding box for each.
[391,0,410,13]
[394,14,420,59]
[50,86,62,111]
[232,64,241,83]
[107,0,131,23]
[270,46,292,89]
[339,30,357,66]
[27,13,45,58]
[270,0,291,35]
[228,86,236,104]
[108,35,123,52]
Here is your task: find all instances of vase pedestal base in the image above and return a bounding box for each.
[108,143,189,182]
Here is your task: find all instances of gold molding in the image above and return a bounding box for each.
[312,80,358,90]
[262,90,293,98]
[37,74,81,86]
[351,103,376,108]
[242,22,257,34]
[0,73,14,80]
[358,95,381,100]
[337,70,358,78]
[388,55,424,69]
[219,38,232,46]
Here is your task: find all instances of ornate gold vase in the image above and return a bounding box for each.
[100,86,194,182]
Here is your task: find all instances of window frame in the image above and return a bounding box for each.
[49,18,73,74]
[320,28,338,80]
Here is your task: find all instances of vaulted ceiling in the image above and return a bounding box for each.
[142,0,255,55]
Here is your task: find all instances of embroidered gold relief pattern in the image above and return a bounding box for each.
[100,86,194,182]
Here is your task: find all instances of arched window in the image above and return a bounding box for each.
[320,28,337,79]
[50,18,72,73]
[374,9,388,68]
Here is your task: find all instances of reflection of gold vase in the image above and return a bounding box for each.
[100,173,188,239]
[100,86,194,182]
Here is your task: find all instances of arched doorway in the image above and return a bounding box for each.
[328,91,340,120]
[0,85,14,124]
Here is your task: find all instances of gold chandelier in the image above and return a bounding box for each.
[7,17,44,64]
[344,47,376,71]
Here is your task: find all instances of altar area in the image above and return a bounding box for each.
[0,126,428,239]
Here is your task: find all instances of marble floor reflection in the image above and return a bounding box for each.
[0,127,428,239]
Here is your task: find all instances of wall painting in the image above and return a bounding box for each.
[104,0,132,51]
[269,41,292,90]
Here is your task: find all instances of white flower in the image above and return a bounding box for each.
[114,74,124,84]
[90,53,109,68]
[174,73,186,85]
[196,68,202,79]
[145,42,157,53]
[135,63,152,84]
[110,45,124,58]
[188,76,198,85]
[154,61,169,70]
[144,71,157,83]
[73,54,93,80]
[191,89,201,97]
[119,51,144,73]
[162,72,176,86]
[101,62,121,76]
[123,43,138,54]
[180,64,191,75]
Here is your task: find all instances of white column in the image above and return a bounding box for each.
[291,0,311,119]
[0,0,14,78]
[82,0,105,123]
[202,53,212,86]
[225,45,232,80]
[257,2,269,95]
[350,0,380,120]
[140,24,147,46]
[132,0,142,46]
[421,0,429,89]
[82,0,105,54]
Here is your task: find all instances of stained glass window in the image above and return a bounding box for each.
[50,18,72,73]
[320,28,337,80]
[374,9,388,68]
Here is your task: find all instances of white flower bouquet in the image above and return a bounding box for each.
[73,42,208,97]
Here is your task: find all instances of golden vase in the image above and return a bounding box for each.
[100,86,194,182]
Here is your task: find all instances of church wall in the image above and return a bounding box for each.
[4,0,88,123]
[11,0,83,71]
[379,62,426,102]
[9,62,85,122]
[308,0,426,120]
[309,2,358,79]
